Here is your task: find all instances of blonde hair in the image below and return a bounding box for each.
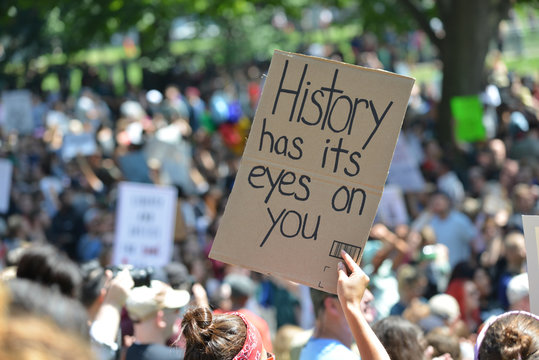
[0,284,95,360]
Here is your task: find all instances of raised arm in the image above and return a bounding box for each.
[337,250,390,360]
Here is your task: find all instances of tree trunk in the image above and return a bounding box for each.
[437,0,509,151]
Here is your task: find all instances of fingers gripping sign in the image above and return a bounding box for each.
[337,249,370,308]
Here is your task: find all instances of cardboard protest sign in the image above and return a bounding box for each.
[62,133,98,161]
[210,50,414,293]
[1,90,34,134]
[451,95,486,142]
[0,159,13,214]
[522,215,539,315]
[113,182,177,267]
[386,134,426,192]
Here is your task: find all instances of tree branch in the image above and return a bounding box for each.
[397,0,443,51]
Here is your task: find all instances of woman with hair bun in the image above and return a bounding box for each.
[181,306,273,360]
[475,311,539,360]
[181,250,391,360]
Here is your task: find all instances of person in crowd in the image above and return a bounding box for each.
[474,311,539,360]
[426,327,461,360]
[390,264,427,316]
[299,251,390,360]
[6,278,90,338]
[184,250,390,360]
[80,261,135,360]
[16,244,82,299]
[0,282,96,360]
[125,280,189,360]
[182,307,274,360]
[373,316,430,360]
[417,294,461,334]
[446,278,481,334]
[48,189,85,260]
[497,231,527,309]
[427,191,478,268]
[506,272,530,311]
[218,272,273,352]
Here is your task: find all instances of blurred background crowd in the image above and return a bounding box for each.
[0,1,538,360]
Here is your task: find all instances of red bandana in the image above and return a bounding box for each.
[229,311,264,360]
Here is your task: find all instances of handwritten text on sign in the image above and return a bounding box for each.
[210,51,414,293]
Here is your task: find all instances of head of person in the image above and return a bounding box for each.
[373,316,428,360]
[503,232,526,267]
[446,278,481,332]
[309,288,353,347]
[418,294,459,334]
[397,264,427,302]
[429,191,452,217]
[360,288,376,324]
[475,311,539,360]
[0,282,94,360]
[223,273,256,309]
[507,273,530,311]
[16,245,82,299]
[426,326,461,360]
[79,260,108,319]
[126,280,190,341]
[181,306,273,360]
[6,278,89,339]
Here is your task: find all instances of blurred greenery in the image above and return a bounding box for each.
[1,0,538,148]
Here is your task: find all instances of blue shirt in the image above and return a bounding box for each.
[299,338,358,360]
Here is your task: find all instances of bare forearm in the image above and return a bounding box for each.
[343,304,390,360]
[92,303,122,345]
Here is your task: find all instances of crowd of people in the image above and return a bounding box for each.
[0,31,538,360]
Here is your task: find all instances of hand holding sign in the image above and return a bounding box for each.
[337,250,370,309]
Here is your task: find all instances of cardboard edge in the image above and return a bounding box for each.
[208,250,338,294]
[273,49,416,83]
[522,215,539,316]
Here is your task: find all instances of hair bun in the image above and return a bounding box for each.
[181,307,214,347]
[500,326,532,359]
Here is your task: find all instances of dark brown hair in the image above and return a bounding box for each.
[181,307,246,360]
[426,327,461,360]
[479,313,539,360]
[373,316,427,360]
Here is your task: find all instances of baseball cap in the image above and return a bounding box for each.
[126,280,190,321]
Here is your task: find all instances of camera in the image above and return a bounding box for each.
[107,265,154,287]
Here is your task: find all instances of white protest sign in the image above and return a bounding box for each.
[1,90,34,134]
[522,215,539,315]
[113,182,178,267]
[62,133,98,161]
[0,159,13,213]
[210,50,414,293]
[386,134,425,192]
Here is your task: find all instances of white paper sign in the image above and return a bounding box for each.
[387,134,425,192]
[522,215,539,315]
[0,159,13,213]
[113,182,178,267]
[62,133,98,161]
[1,90,34,134]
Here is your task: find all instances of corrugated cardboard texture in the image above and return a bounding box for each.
[210,50,415,294]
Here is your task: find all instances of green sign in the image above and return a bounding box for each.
[451,95,485,142]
